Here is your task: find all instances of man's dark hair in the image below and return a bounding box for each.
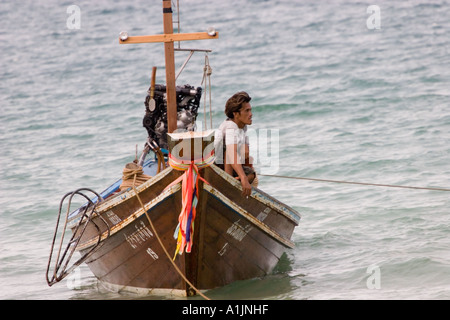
[224,91,251,119]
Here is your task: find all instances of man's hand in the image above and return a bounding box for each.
[239,176,252,198]
[226,144,252,198]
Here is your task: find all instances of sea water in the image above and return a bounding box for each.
[1,0,450,300]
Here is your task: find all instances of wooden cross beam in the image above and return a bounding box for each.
[119,0,219,134]
[119,32,218,44]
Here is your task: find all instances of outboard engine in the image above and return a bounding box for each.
[143,84,202,150]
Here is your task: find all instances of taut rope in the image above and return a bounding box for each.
[258,174,450,192]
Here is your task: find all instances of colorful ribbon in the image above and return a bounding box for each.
[165,151,215,259]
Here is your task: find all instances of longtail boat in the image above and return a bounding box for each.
[46,0,300,297]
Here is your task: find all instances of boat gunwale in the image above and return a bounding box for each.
[67,165,174,227]
[96,165,174,213]
[75,182,181,251]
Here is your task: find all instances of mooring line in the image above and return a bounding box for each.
[258,174,450,192]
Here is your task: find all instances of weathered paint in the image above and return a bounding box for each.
[76,183,181,251]
[203,184,295,249]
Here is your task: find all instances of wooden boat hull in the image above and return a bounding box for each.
[72,162,300,296]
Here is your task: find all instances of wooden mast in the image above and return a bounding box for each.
[119,0,218,134]
[162,0,177,133]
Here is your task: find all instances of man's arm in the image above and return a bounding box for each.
[225,144,252,197]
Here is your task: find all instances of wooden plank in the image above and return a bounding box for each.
[119,32,219,44]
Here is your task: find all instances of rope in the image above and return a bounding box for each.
[201,54,213,130]
[131,175,211,300]
[258,174,450,192]
[119,162,151,191]
[155,148,166,173]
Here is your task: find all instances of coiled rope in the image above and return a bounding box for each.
[119,162,151,191]
[258,174,450,192]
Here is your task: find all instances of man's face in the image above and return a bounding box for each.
[234,102,252,126]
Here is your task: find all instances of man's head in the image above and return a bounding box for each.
[225,91,252,127]
[225,91,252,118]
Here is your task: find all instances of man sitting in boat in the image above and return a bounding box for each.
[214,91,256,197]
